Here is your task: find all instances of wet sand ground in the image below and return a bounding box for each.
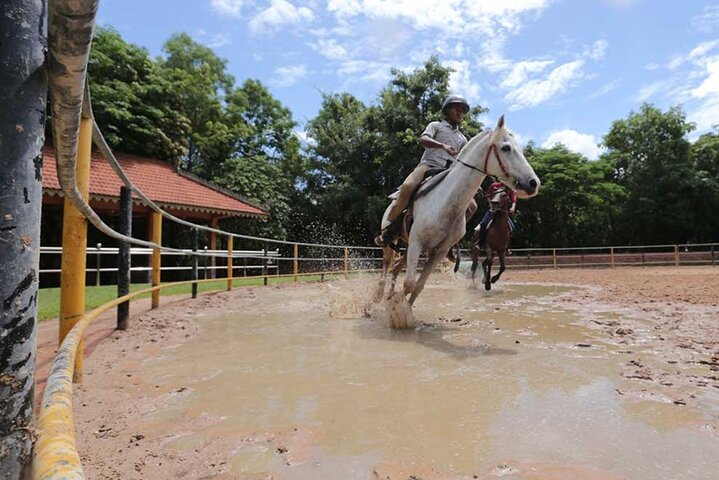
[56,266,719,479]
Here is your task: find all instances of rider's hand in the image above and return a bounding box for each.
[443,144,459,156]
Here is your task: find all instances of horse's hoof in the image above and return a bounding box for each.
[484,282,491,291]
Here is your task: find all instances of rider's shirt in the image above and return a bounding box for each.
[419,119,468,169]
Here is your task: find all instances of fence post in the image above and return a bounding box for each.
[263,243,268,286]
[203,246,208,279]
[95,243,102,286]
[0,3,47,473]
[344,247,349,275]
[610,247,615,268]
[192,229,198,299]
[59,105,93,382]
[294,243,299,282]
[227,236,233,291]
[552,249,557,269]
[117,186,132,330]
[674,244,679,267]
[150,211,162,308]
[712,243,716,267]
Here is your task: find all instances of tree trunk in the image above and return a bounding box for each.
[0,1,47,478]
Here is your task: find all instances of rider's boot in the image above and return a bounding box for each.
[374,216,403,247]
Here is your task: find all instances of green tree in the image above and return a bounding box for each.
[158,33,234,171]
[603,104,696,244]
[689,128,719,241]
[88,27,190,164]
[516,145,626,248]
[208,80,304,240]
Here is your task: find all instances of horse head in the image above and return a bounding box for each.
[486,115,541,199]
[489,189,510,213]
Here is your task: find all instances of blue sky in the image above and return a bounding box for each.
[97,0,719,160]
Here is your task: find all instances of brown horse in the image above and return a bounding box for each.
[470,189,512,290]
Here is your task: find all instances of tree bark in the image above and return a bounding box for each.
[0,1,48,478]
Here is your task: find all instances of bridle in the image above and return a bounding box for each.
[455,132,513,181]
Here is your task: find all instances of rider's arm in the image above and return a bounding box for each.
[419,135,458,156]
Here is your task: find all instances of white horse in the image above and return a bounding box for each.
[375,115,540,326]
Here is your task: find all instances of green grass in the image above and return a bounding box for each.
[37,273,349,321]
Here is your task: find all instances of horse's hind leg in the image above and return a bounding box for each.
[389,252,406,295]
[374,247,394,302]
[490,250,506,284]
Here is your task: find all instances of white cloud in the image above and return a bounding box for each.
[586,39,608,61]
[210,0,244,17]
[688,97,719,133]
[249,0,314,35]
[310,38,349,60]
[634,79,673,102]
[206,33,232,48]
[504,60,585,110]
[691,56,719,99]
[588,79,620,99]
[326,0,551,33]
[693,5,719,33]
[601,0,640,8]
[271,64,307,87]
[499,59,554,89]
[445,60,481,101]
[542,129,603,160]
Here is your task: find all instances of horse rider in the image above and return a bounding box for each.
[375,94,473,247]
[475,180,517,249]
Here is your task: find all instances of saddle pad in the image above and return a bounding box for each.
[386,168,451,200]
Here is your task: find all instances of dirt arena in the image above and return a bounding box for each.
[52,266,719,479]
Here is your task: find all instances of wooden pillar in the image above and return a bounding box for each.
[552,249,557,269]
[150,211,162,308]
[674,244,679,267]
[344,248,349,275]
[227,236,233,291]
[209,217,219,279]
[192,229,198,298]
[117,186,132,330]
[610,247,615,268]
[59,111,92,382]
[293,243,298,282]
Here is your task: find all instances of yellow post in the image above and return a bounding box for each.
[59,114,92,382]
[674,244,679,267]
[344,247,349,275]
[150,211,162,308]
[552,249,557,269]
[227,236,233,290]
[293,243,298,282]
[610,247,615,268]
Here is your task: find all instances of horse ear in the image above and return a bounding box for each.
[496,114,505,130]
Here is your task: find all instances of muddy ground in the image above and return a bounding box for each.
[52,266,719,479]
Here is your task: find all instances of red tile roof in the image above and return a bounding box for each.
[42,147,268,218]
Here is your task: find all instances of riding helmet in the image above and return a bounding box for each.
[442,95,470,114]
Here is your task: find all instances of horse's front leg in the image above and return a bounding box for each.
[482,250,494,291]
[408,247,446,305]
[402,241,422,298]
[470,243,479,281]
[490,249,506,284]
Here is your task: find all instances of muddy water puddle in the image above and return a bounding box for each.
[144,278,719,479]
